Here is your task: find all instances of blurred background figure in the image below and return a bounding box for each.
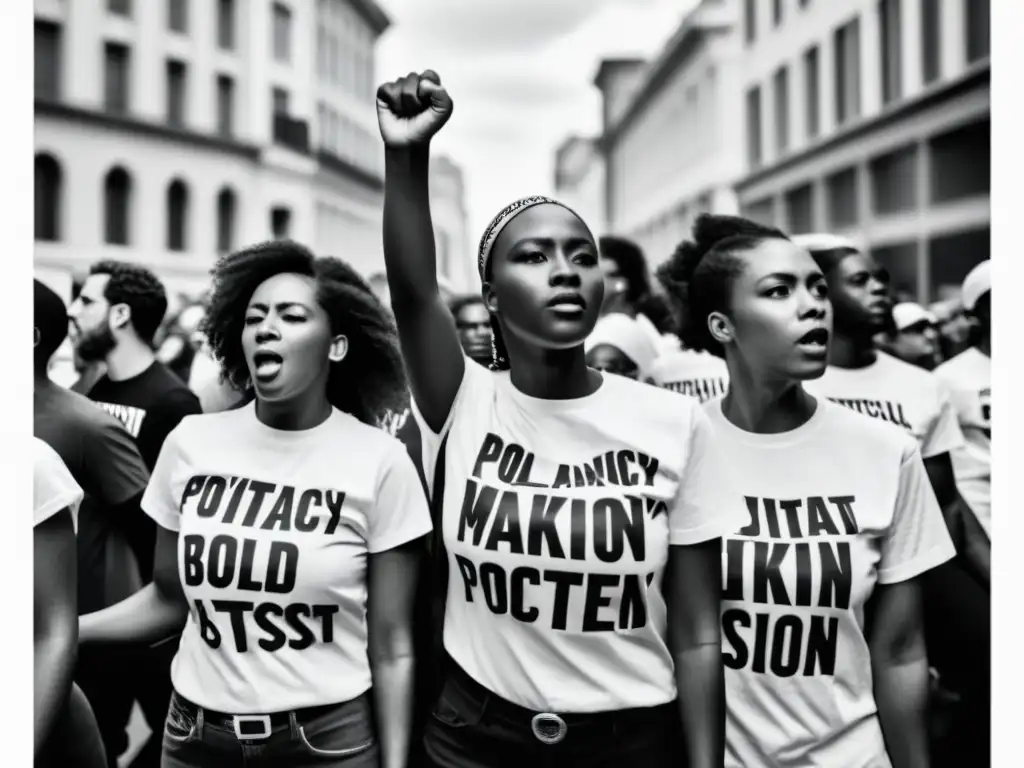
[598,236,675,340]
[447,294,492,367]
[883,302,943,370]
[584,312,657,382]
[935,260,991,540]
[930,299,975,361]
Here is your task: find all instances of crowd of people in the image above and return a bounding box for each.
[33,70,990,768]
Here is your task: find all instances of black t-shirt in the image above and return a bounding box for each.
[86,361,202,581]
[87,361,202,471]
[34,382,149,614]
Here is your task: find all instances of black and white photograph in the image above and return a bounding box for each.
[22,0,1012,766]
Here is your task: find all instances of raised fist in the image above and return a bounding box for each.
[376,70,453,147]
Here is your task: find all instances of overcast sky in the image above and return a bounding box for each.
[375,0,698,248]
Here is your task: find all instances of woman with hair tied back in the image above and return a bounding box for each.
[377,70,741,768]
[659,214,956,768]
[78,242,432,768]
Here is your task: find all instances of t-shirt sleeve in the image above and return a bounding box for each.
[368,444,433,554]
[82,414,150,506]
[668,405,747,545]
[34,440,84,530]
[409,358,491,498]
[140,425,187,532]
[877,441,957,584]
[921,378,965,459]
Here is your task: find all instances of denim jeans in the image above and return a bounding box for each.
[160,689,380,768]
[422,662,683,768]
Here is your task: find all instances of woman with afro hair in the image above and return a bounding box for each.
[660,213,955,768]
[79,241,432,768]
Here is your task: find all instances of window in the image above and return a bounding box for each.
[167,180,189,251]
[35,21,62,101]
[740,198,775,227]
[879,0,902,105]
[804,46,820,140]
[773,66,789,155]
[35,154,62,242]
[834,18,861,127]
[272,3,292,63]
[104,167,132,245]
[104,43,131,114]
[744,0,756,44]
[746,86,762,168]
[965,0,990,63]
[217,0,235,50]
[870,144,918,215]
[216,75,234,137]
[826,167,858,229]
[785,184,814,234]
[921,0,941,85]
[929,120,990,204]
[217,188,236,253]
[773,0,783,26]
[872,242,919,300]
[169,0,188,33]
[928,229,989,300]
[317,25,327,77]
[109,0,131,16]
[273,87,289,116]
[271,207,291,239]
[166,60,187,127]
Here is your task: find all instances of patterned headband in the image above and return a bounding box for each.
[477,195,581,280]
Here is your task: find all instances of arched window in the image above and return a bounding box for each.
[216,187,236,253]
[104,166,132,245]
[35,153,62,241]
[271,205,291,239]
[167,179,189,251]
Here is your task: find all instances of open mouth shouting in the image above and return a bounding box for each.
[796,327,829,357]
[253,350,284,383]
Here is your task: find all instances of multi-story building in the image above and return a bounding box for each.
[430,154,474,293]
[553,135,606,236]
[736,0,990,302]
[594,0,745,270]
[34,0,390,301]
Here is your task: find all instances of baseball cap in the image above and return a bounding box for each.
[961,260,991,311]
[891,302,937,332]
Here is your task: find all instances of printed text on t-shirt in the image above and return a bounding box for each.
[453,433,669,634]
[722,495,859,678]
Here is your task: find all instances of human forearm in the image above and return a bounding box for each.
[383,146,438,305]
[958,499,990,587]
[34,620,77,756]
[674,643,726,768]
[371,652,416,768]
[874,654,931,768]
[80,582,188,646]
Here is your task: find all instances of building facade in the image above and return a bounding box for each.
[736,0,990,302]
[596,0,745,270]
[430,154,474,294]
[34,0,390,302]
[553,135,606,236]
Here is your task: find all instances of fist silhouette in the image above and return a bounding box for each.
[376,70,453,147]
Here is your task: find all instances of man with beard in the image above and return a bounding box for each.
[34,279,150,768]
[68,261,201,768]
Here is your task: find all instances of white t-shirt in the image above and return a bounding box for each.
[704,398,955,768]
[143,403,432,713]
[806,352,964,459]
[34,437,83,531]
[412,360,743,712]
[934,348,991,536]
[649,349,730,403]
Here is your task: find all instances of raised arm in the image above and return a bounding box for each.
[377,70,466,432]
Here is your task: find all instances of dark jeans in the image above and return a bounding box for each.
[423,662,682,768]
[923,559,991,768]
[161,690,380,768]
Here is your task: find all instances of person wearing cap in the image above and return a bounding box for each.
[584,312,659,381]
[935,261,991,537]
[883,302,943,370]
[378,70,741,768]
[793,236,990,768]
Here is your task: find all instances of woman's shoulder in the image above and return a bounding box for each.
[602,373,704,420]
[816,398,919,461]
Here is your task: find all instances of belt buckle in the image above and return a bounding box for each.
[531,712,567,745]
[233,714,272,740]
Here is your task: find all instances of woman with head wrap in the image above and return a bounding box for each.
[376,69,741,768]
[584,312,658,381]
